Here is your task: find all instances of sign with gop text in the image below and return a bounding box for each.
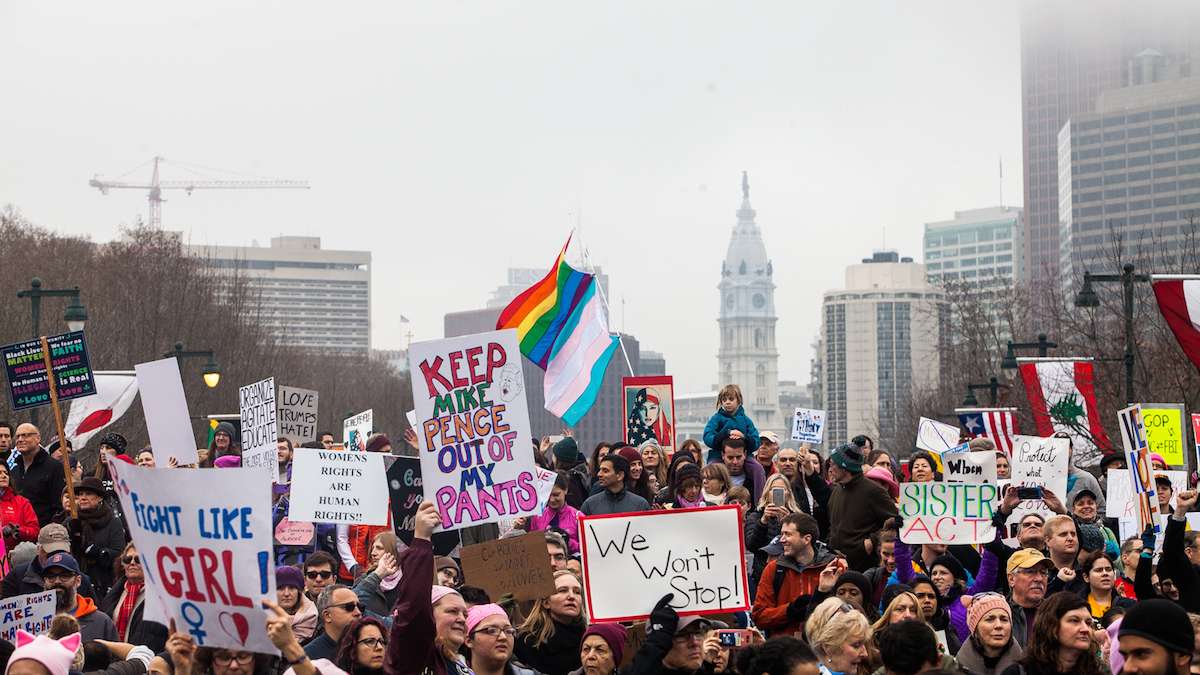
[108,462,276,655]
[898,482,998,544]
[580,505,749,622]
[409,329,538,530]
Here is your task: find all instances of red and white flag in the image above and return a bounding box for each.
[1017,359,1111,466]
[65,374,139,448]
[1152,277,1200,372]
[956,408,1018,455]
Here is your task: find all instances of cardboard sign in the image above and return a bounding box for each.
[623,376,676,453]
[916,417,959,453]
[580,505,749,622]
[408,329,538,530]
[386,457,461,556]
[1106,469,1186,519]
[790,408,826,444]
[459,530,555,601]
[134,358,199,467]
[277,386,318,445]
[273,519,315,547]
[239,377,278,481]
[1,331,95,411]
[0,591,56,641]
[108,462,276,654]
[343,409,373,452]
[1143,405,1184,468]
[1192,413,1200,476]
[1118,405,1160,532]
[288,448,389,525]
[1010,435,1069,499]
[942,448,997,484]
[898,482,998,544]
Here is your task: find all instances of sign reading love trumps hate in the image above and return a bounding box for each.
[106,461,276,654]
[580,506,749,622]
[409,329,538,530]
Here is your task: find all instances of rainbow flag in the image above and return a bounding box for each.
[497,237,620,425]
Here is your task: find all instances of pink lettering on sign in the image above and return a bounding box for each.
[274,519,315,546]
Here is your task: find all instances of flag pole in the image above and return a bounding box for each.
[573,227,636,378]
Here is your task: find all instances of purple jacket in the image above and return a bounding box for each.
[894,540,999,643]
[726,457,767,504]
[530,504,581,554]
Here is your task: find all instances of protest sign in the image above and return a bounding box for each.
[107,461,276,654]
[459,531,555,601]
[288,448,389,525]
[2,331,95,411]
[790,408,826,444]
[580,505,749,622]
[1106,469,1186,519]
[623,376,676,453]
[1118,405,1161,532]
[134,358,199,467]
[942,447,997,484]
[0,591,56,641]
[408,329,539,530]
[1010,435,1069,499]
[386,457,461,556]
[1193,413,1200,475]
[276,386,318,445]
[273,519,315,547]
[239,377,278,481]
[916,417,959,454]
[898,482,998,544]
[1143,405,1185,468]
[343,409,373,452]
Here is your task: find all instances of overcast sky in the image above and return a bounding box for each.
[0,2,1023,392]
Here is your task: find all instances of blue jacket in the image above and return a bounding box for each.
[703,405,761,458]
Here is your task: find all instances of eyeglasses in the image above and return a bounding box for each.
[42,573,77,583]
[472,626,516,638]
[1015,567,1050,577]
[122,556,141,565]
[673,631,705,643]
[332,601,365,613]
[305,571,333,580]
[213,652,254,665]
[356,637,387,649]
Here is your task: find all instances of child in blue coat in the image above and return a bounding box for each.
[703,384,761,463]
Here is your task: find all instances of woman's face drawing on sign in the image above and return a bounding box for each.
[545,573,582,622]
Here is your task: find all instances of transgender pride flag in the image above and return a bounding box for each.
[496,236,620,426]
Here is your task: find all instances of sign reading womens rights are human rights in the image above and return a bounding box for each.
[408,329,538,530]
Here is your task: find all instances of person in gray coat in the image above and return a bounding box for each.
[580,454,650,516]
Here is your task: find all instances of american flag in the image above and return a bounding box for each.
[956,408,1018,455]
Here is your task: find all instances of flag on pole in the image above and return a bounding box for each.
[497,236,620,426]
[1017,358,1111,466]
[64,374,139,448]
[1152,277,1200,373]
[955,407,1018,455]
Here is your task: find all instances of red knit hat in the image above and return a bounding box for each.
[616,445,641,466]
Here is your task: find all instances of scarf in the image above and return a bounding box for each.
[378,567,404,592]
[115,581,143,639]
[675,495,706,509]
[77,503,114,546]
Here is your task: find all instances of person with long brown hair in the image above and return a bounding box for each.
[514,570,587,675]
[352,531,403,617]
[334,616,388,675]
[999,592,1106,675]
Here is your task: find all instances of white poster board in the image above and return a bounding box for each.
[580,505,749,622]
[897,482,998,544]
[942,449,997,484]
[287,448,389,525]
[1010,435,1069,499]
[408,330,538,530]
[107,462,277,655]
[1106,469,1186,520]
[343,409,373,452]
[790,408,826,444]
[916,417,960,453]
[239,377,278,481]
[0,591,56,641]
[134,358,199,467]
[276,386,318,445]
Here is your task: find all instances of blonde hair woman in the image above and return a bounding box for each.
[640,443,669,491]
[514,570,587,674]
[806,596,871,674]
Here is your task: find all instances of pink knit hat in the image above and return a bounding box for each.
[431,585,461,606]
[965,592,1010,635]
[466,603,509,635]
[865,467,899,500]
[214,455,242,468]
[6,630,80,675]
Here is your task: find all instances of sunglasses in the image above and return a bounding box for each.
[305,571,333,580]
[332,601,365,613]
[122,556,141,565]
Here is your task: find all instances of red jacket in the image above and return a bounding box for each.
[750,542,837,637]
[0,488,39,551]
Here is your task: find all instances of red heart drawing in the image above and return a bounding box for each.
[219,611,249,646]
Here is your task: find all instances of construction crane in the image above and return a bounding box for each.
[89,156,310,228]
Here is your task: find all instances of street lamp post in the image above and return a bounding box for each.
[163,342,222,388]
[16,278,88,427]
[963,376,1010,407]
[1000,334,1058,370]
[1074,263,1151,405]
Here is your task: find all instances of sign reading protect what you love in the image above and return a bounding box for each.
[408,329,539,530]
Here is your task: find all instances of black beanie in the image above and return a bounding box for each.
[833,571,872,603]
[931,554,968,585]
[1119,598,1194,654]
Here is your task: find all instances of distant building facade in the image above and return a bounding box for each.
[187,236,370,352]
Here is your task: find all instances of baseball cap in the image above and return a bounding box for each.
[1006,548,1055,575]
[37,524,70,554]
[40,552,80,577]
[760,431,781,445]
[676,615,713,635]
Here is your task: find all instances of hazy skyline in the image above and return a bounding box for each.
[0,2,1023,392]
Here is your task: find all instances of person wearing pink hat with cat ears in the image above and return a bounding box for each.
[5,630,80,675]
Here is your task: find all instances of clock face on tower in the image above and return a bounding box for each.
[752,293,766,309]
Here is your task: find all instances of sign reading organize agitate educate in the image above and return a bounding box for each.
[239,377,278,481]
[408,329,538,530]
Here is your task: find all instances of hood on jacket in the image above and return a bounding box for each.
[763,538,837,573]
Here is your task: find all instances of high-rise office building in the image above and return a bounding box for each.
[924,206,1024,337]
[718,173,782,435]
[820,252,946,448]
[187,236,371,351]
[1058,67,1200,282]
[1020,0,1200,284]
